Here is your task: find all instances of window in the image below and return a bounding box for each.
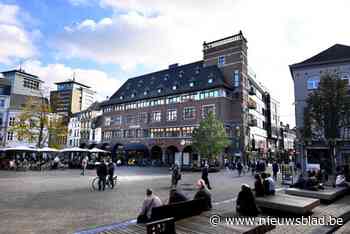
[172,85,177,90]
[0,114,3,126]
[144,91,148,95]
[167,109,177,121]
[111,116,122,125]
[307,76,319,90]
[139,112,148,123]
[0,99,5,108]
[7,132,13,141]
[9,117,15,126]
[158,88,162,93]
[165,127,181,137]
[208,78,213,84]
[182,126,194,137]
[120,96,124,100]
[341,73,350,85]
[183,107,196,120]
[218,55,225,66]
[189,82,194,87]
[105,117,111,126]
[179,71,184,78]
[152,111,162,122]
[234,70,240,87]
[202,105,215,118]
[131,93,135,98]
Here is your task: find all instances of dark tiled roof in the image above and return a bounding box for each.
[103,61,230,106]
[290,44,350,69]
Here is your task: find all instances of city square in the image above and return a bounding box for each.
[1,0,350,233]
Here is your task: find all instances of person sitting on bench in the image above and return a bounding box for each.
[261,173,275,195]
[194,179,212,211]
[168,188,188,204]
[137,188,163,223]
[336,173,350,187]
[254,174,265,197]
[291,174,307,189]
[236,184,259,217]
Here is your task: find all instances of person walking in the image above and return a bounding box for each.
[237,160,243,177]
[201,163,211,190]
[272,161,279,181]
[171,163,181,188]
[81,156,88,176]
[107,160,115,189]
[97,160,108,191]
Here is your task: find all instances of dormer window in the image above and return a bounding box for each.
[131,93,135,98]
[158,88,162,93]
[144,90,148,95]
[208,78,213,84]
[179,71,184,78]
[189,82,194,87]
[172,85,177,90]
[120,96,124,100]
[164,74,169,80]
[195,66,200,74]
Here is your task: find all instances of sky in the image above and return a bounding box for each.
[1,0,350,127]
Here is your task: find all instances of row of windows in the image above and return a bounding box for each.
[23,79,40,90]
[307,73,350,90]
[105,105,215,126]
[102,126,196,141]
[104,89,226,113]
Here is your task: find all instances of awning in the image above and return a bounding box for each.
[3,146,37,151]
[89,148,108,153]
[37,147,59,152]
[60,147,89,152]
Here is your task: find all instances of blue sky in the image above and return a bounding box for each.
[1,0,350,126]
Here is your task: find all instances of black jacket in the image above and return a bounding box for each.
[168,191,188,204]
[202,167,209,179]
[194,189,212,211]
[236,190,259,216]
[97,163,108,177]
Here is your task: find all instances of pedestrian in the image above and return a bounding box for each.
[272,161,279,181]
[97,159,108,191]
[171,163,181,188]
[194,179,212,211]
[168,188,188,204]
[236,184,259,216]
[201,163,211,190]
[137,188,163,223]
[81,156,88,176]
[251,160,256,176]
[237,160,243,177]
[107,160,115,189]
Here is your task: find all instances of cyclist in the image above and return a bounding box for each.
[96,159,108,191]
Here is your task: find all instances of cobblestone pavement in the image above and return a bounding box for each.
[0,167,258,234]
[335,220,350,233]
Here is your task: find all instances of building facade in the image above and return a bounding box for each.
[50,78,95,117]
[0,69,48,147]
[101,32,280,166]
[290,44,350,171]
[66,102,103,148]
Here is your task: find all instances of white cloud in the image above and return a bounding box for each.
[0,3,36,64]
[55,0,350,126]
[22,60,124,101]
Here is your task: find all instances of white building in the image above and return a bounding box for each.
[0,69,48,147]
[67,102,103,148]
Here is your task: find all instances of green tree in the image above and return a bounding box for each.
[10,95,67,148]
[302,72,350,174]
[192,112,230,162]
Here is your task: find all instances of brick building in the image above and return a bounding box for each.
[101,32,279,167]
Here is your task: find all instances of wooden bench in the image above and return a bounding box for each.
[255,193,320,215]
[285,187,349,203]
[146,218,175,234]
[150,198,206,222]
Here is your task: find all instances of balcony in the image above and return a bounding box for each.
[247,98,257,109]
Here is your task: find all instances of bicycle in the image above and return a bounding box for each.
[90,175,118,191]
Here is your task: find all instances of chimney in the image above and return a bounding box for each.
[168,63,179,69]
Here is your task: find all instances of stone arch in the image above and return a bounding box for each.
[150,145,162,161]
[165,145,179,166]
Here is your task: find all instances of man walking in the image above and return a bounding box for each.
[81,156,88,176]
[237,160,243,177]
[171,163,181,188]
[97,160,108,191]
[272,161,279,181]
[202,163,211,190]
[107,160,115,189]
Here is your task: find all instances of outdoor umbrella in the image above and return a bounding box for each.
[60,147,89,152]
[89,148,108,153]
